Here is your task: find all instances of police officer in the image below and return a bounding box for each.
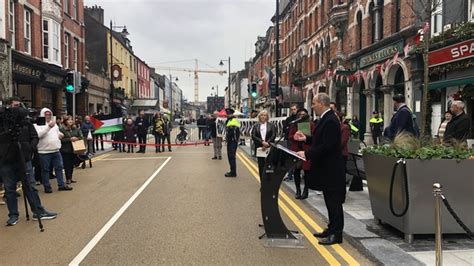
[370,111,384,145]
[224,108,240,178]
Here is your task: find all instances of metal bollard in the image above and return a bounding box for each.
[433,183,443,266]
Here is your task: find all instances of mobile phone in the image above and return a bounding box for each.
[36,117,46,126]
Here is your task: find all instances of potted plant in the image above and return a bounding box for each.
[362,133,474,243]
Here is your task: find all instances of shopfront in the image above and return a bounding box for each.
[12,51,65,115]
[428,38,474,137]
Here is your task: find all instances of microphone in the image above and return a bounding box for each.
[288,114,309,125]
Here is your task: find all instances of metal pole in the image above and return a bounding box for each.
[275,0,280,117]
[73,72,76,118]
[109,20,114,115]
[433,183,443,266]
[169,74,173,121]
[228,57,231,107]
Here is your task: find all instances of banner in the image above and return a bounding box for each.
[216,117,287,139]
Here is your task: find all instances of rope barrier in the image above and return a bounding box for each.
[441,194,474,239]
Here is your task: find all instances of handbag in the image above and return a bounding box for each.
[72,140,87,154]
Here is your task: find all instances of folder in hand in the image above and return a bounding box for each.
[298,122,311,136]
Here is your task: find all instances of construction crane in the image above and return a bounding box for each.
[155,59,227,103]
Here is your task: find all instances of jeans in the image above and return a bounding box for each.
[163,134,171,151]
[212,137,222,157]
[0,161,43,217]
[39,152,65,189]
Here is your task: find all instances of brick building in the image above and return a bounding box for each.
[0,0,12,101]
[250,0,430,142]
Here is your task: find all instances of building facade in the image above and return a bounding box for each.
[0,0,12,101]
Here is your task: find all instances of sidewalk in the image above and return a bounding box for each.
[239,143,474,266]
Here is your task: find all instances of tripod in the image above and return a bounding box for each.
[15,142,44,232]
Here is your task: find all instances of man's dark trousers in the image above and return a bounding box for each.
[227,141,238,174]
[323,190,345,235]
[138,134,147,152]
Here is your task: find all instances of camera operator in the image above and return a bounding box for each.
[0,97,57,226]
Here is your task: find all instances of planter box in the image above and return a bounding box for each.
[363,154,474,242]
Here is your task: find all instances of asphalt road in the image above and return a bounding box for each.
[0,144,374,265]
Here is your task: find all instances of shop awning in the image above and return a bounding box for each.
[429,77,474,90]
[133,99,158,107]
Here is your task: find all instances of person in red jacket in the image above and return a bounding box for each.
[337,112,350,165]
[289,109,314,199]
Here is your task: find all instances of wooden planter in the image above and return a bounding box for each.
[363,154,474,243]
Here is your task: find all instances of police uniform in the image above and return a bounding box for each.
[225,109,240,177]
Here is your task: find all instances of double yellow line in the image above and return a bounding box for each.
[236,152,359,266]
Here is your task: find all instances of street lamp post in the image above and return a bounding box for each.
[219,57,231,108]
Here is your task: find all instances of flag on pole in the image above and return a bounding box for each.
[90,115,124,134]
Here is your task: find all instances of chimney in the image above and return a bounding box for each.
[85,5,104,25]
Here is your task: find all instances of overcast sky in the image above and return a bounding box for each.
[84,0,276,102]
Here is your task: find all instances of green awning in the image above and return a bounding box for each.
[429,76,474,90]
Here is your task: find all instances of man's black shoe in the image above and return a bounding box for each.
[58,186,73,191]
[318,234,343,245]
[225,172,236,177]
[218,156,222,160]
[313,229,330,238]
[44,187,53,194]
[211,156,218,160]
[136,150,142,153]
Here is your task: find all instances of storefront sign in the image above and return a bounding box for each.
[45,73,64,85]
[429,39,474,67]
[358,41,404,68]
[12,62,42,79]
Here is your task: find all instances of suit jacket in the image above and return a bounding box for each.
[444,112,471,143]
[304,110,345,191]
[251,122,276,151]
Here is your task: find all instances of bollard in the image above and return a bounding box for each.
[433,183,443,266]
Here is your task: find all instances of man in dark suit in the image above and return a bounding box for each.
[444,100,471,144]
[295,93,346,245]
[384,94,418,140]
[135,110,150,153]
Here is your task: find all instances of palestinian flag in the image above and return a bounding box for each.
[90,115,123,134]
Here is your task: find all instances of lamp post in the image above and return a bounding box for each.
[109,20,129,116]
[275,0,281,117]
[219,57,231,108]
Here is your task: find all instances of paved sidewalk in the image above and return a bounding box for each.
[239,142,474,266]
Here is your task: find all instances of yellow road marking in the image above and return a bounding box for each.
[236,152,341,266]
[238,151,360,266]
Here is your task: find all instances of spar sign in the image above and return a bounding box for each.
[429,39,474,67]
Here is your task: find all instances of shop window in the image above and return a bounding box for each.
[24,9,31,54]
[431,0,443,36]
[18,84,33,107]
[8,0,15,49]
[43,19,61,65]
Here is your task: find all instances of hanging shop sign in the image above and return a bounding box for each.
[429,39,474,67]
[358,41,404,68]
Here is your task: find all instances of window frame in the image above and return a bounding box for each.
[52,21,60,62]
[8,0,15,49]
[73,38,78,70]
[42,20,49,60]
[64,0,69,14]
[431,0,443,36]
[24,9,32,54]
[72,0,77,20]
[64,33,70,69]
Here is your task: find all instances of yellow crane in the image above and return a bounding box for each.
[155,59,226,102]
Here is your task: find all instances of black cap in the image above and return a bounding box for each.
[225,108,235,115]
[392,94,406,103]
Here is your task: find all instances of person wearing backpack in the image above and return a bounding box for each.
[384,94,419,141]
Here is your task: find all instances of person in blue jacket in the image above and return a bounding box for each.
[384,94,419,141]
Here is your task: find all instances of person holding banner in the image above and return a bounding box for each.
[81,116,95,154]
[60,116,83,185]
[251,110,276,183]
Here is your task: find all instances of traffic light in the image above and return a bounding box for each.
[251,83,257,98]
[65,71,74,93]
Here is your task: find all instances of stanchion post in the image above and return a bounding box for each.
[433,183,443,266]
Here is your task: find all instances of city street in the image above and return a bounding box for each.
[0,145,374,265]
